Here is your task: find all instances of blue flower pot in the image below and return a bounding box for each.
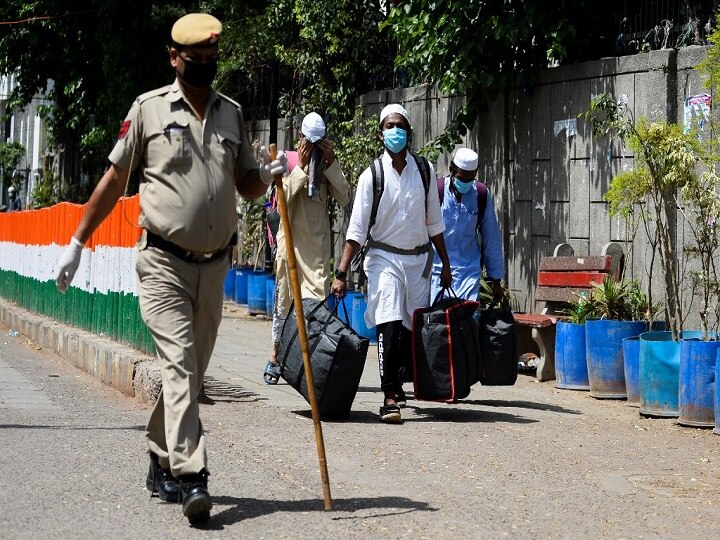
[678,337,719,428]
[623,336,642,406]
[585,319,646,399]
[555,321,589,390]
[247,271,268,314]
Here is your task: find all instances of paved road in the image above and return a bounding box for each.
[2,305,720,539]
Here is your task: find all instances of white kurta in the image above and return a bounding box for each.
[346,152,444,329]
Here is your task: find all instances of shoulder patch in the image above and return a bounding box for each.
[117,120,131,139]
[135,85,172,105]
[216,92,241,109]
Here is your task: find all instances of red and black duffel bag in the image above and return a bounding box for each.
[412,289,481,402]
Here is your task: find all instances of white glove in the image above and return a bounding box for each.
[56,237,84,293]
[259,146,288,186]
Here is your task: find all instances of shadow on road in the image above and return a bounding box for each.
[462,399,581,415]
[0,423,145,430]
[291,405,538,424]
[202,376,261,404]
[406,406,538,424]
[199,495,437,529]
[291,409,382,424]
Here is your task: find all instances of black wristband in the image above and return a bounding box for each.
[335,268,347,280]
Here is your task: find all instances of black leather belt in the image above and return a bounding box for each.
[146,231,235,264]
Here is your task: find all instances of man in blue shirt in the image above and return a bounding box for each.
[431,148,504,301]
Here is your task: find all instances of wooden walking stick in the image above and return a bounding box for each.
[269,144,332,510]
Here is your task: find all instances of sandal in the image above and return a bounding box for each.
[263,360,281,385]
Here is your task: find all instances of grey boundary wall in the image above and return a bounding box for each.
[247,46,710,326]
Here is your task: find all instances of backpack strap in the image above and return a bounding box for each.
[367,157,384,236]
[476,181,488,219]
[411,153,431,216]
[475,181,489,249]
[351,158,384,276]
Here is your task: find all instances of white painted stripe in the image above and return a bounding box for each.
[0,241,137,295]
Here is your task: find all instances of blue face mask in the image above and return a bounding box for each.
[382,127,407,153]
[453,177,474,194]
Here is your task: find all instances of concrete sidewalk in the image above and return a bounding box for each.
[208,302,385,414]
[0,298,389,413]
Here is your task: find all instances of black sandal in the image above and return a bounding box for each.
[263,361,281,385]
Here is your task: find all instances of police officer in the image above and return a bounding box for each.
[55,13,287,525]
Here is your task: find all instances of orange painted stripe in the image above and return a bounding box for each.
[0,195,141,249]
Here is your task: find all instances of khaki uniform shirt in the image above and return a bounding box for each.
[109,79,257,253]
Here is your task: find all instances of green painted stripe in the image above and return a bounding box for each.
[0,269,155,355]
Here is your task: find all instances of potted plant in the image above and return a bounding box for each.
[672,28,720,427]
[584,95,700,416]
[235,141,273,310]
[554,292,595,391]
[583,276,649,400]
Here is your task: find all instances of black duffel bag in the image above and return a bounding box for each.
[279,297,369,417]
[412,288,480,402]
[478,300,517,385]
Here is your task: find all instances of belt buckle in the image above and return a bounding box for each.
[185,250,215,263]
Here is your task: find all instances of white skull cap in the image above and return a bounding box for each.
[7,186,15,193]
[379,103,409,125]
[301,112,326,143]
[453,148,479,171]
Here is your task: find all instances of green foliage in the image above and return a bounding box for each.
[585,93,703,340]
[698,11,720,97]
[588,276,649,322]
[383,0,592,155]
[564,291,596,325]
[333,107,382,190]
[29,173,58,209]
[215,0,392,123]
[0,140,25,169]
[0,1,192,181]
[268,0,392,120]
[236,192,268,269]
[0,141,25,186]
[565,276,656,323]
[582,92,633,140]
[80,126,111,180]
[477,277,514,309]
[236,140,269,268]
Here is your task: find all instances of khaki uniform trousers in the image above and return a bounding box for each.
[136,245,229,478]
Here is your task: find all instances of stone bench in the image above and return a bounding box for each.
[513,243,623,382]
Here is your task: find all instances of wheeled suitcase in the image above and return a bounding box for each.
[412,290,481,402]
[279,297,369,417]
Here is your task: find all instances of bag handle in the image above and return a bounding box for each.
[432,286,463,306]
[323,294,351,327]
[442,286,483,392]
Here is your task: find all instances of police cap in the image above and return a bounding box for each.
[171,13,222,48]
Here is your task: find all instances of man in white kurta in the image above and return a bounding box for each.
[331,104,452,423]
[264,112,350,384]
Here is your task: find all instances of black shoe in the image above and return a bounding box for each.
[146,453,180,503]
[198,385,215,405]
[179,470,212,525]
[396,388,407,408]
[379,403,402,424]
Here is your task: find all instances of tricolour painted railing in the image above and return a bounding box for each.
[0,196,154,354]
